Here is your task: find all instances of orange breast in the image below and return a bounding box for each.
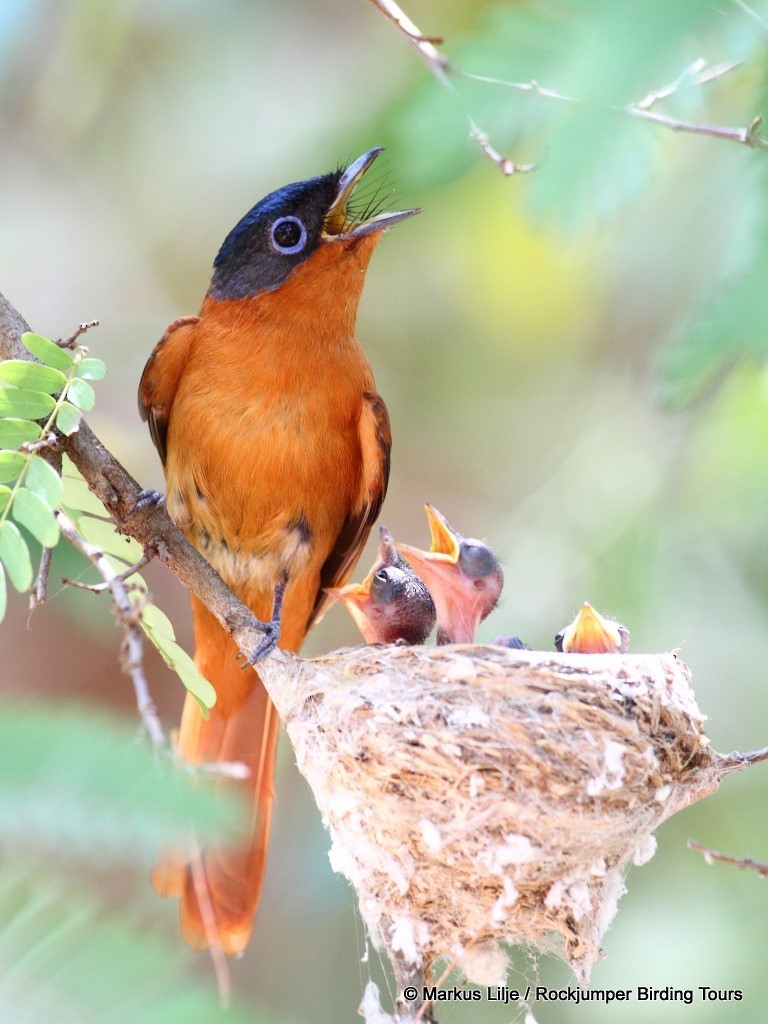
[163,292,375,639]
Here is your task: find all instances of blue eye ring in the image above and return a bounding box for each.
[271,216,307,254]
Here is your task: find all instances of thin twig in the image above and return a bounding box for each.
[367,0,537,174]
[464,59,767,152]
[59,320,100,350]
[19,432,59,454]
[716,743,768,776]
[625,109,768,150]
[689,840,768,877]
[55,508,167,751]
[369,0,767,166]
[462,71,576,104]
[62,546,158,593]
[633,58,742,111]
[468,120,536,176]
[365,0,451,84]
[29,546,52,609]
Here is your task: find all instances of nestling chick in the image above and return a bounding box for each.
[555,602,630,654]
[394,504,504,644]
[329,527,436,645]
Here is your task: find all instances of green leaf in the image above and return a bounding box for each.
[141,600,177,639]
[12,488,60,547]
[141,609,216,713]
[21,331,75,370]
[67,376,96,412]
[0,486,10,514]
[0,451,24,484]
[26,455,63,509]
[0,360,67,394]
[0,417,42,448]
[0,388,56,419]
[77,514,144,562]
[76,357,107,380]
[0,564,6,623]
[0,520,33,591]
[61,472,108,516]
[55,401,81,436]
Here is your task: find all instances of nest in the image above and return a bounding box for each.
[259,645,720,993]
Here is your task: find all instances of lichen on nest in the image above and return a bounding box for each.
[260,645,719,986]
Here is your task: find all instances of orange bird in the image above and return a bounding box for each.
[394,505,504,644]
[139,149,419,954]
[555,602,630,654]
[330,526,436,645]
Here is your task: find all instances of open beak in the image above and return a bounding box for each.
[394,506,483,644]
[558,602,628,654]
[326,527,397,642]
[395,504,461,568]
[326,577,375,641]
[323,148,422,240]
[377,525,400,566]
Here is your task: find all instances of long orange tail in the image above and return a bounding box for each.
[152,596,288,955]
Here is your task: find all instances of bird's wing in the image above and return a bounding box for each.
[305,390,391,634]
[138,315,200,465]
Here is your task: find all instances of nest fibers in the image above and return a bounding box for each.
[259,645,720,987]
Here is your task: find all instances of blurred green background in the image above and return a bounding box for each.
[1,0,768,1021]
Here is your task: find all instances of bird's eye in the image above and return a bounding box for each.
[370,567,407,605]
[271,216,307,254]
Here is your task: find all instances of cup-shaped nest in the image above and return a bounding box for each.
[260,645,720,986]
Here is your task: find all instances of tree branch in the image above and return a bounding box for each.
[688,840,768,877]
[0,290,284,672]
[715,743,768,776]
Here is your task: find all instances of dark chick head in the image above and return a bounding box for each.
[555,602,630,654]
[208,148,421,301]
[394,504,504,644]
[329,527,436,645]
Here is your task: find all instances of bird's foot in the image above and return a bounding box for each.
[131,488,166,515]
[238,571,288,666]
